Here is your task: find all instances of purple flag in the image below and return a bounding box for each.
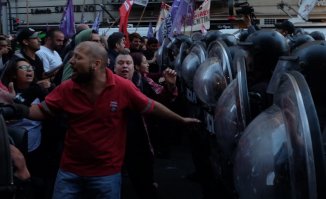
[170,0,181,20]
[147,22,154,38]
[92,11,102,32]
[169,0,195,37]
[59,0,75,38]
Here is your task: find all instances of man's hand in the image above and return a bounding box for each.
[181,117,201,125]
[243,15,252,27]
[0,82,15,104]
[37,79,51,89]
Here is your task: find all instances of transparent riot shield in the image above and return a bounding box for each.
[193,57,227,134]
[234,71,326,199]
[193,57,227,107]
[181,52,200,90]
[213,49,250,159]
[267,56,300,95]
[156,37,171,73]
[175,41,191,77]
[181,43,206,90]
[190,42,207,64]
[207,40,233,83]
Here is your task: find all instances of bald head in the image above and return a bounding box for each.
[76,24,89,33]
[76,41,108,68]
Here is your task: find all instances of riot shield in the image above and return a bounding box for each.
[234,71,326,199]
[181,43,207,89]
[181,52,200,90]
[191,31,204,42]
[156,37,171,73]
[207,40,233,83]
[175,41,191,77]
[266,56,299,95]
[193,57,227,107]
[213,49,250,159]
[190,42,206,64]
[204,30,222,46]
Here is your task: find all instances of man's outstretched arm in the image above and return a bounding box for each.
[149,100,201,125]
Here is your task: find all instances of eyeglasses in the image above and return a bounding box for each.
[16,65,35,71]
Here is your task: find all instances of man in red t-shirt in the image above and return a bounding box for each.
[23,41,199,199]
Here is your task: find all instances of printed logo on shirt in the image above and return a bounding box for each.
[110,101,118,112]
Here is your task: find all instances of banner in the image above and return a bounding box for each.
[185,0,211,32]
[59,0,75,38]
[134,0,148,7]
[298,0,318,20]
[155,3,171,43]
[119,0,134,48]
[155,3,171,32]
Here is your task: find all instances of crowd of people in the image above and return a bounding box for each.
[1,18,325,199]
[0,24,200,199]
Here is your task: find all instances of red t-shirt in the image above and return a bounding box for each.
[42,69,154,176]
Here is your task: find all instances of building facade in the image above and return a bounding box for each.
[0,0,326,35]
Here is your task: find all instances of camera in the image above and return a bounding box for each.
[235,2,255,17]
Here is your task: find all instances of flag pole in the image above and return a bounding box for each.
[80,0,86,23]
[25,0,29,25]
[135,6,147,33]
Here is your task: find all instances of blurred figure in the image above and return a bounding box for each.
[309,31,325,41]
[143,37,160,79]
[129,32,143,53]
[100,35,109,52]
[141,36,148,51]
[107,32,126,70]
[0,35,10,73]
[36,29,64,77]
[274,20,295,37]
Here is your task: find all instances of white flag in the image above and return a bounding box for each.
[155,3,171,32]
[298,0,318,20]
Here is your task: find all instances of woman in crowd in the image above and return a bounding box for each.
[2,57,52,198]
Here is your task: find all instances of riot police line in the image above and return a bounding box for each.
[1,27,326,199]
[156,28,326,199]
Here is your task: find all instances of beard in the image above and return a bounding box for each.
[72,66,94,84]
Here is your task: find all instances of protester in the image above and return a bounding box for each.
[114,50,159,199]
[2,57,52,199]
[143,37,160,81]
[61,29,101,82]
[0,36,10,74]
[7,41,199,199]
[114,50,179,199]
[129,32,143,53]
[107,32,126,71]
[36,29,64,77]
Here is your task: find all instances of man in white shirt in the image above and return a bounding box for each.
[36,29,64,76]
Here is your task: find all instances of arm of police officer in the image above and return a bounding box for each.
[149,100,201,125]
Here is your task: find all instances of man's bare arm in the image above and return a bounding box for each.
[149,101,200,125]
